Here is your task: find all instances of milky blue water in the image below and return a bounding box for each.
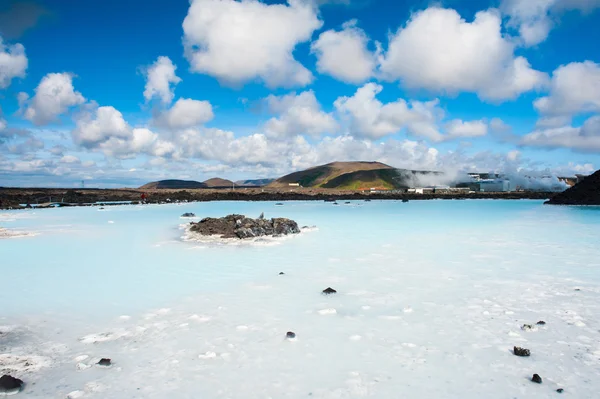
[1,200,600,398]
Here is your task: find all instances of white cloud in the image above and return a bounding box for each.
[501,0,600,47]
[143,56,181,104]
[507,149,521,161]
[99,128,176,159]
[72,105,176,159]
[521,115,600,151]
[379,7,548,101]
[59,155,80,164]
[155,98,214,129]
[534,61,600,116]
[445,119,488,139]
[263,90,338,138]
[0,36,27,88]
[0,117,5,132]
[22,73,85,125]
[334,83,444,141]
[182,0,322,88]
[72,106,131,148]
[310,20,378,84]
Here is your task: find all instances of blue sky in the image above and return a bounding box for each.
[0,0,599,187]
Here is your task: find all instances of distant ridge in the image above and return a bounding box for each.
[203,177,234,188]
[269,161,442,190]
[139,179,207,189]
[545,169,600,205]
[235,178,275,187]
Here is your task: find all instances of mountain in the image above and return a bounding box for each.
[139,179,207,189]
[545,169,600,205]
[269,161,443,190]
[203,178,234,188]
[268,162,393,188]
[234,178,275,187]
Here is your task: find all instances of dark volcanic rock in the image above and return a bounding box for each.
[557,388,564,393]
[322,287,337,295]
[0,375,24,394]
[279,272,285,275]
[536,320,546,325]
[286,331,296,339]
[545,169,600,205]
[522,324,534,331]
[181,212,196,218]
[402,199,409,203]
[97,358,112,367]
[189,214,300,239]
[532,374,542,384]
[513,346,531,357]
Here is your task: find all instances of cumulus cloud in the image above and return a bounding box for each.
[334,83,444,141]
[0,35,27,88]
[311,20,378,84]
[72,105,175,159]
[379,7,548,101]
[6,137,43,154]
[154,98,214,129]
[72,106,130,148]
[49,144,66,156]
[521,115,600,151]
[59,155,80,164]
[263,90,338,138]
[534,61,600,116]
[445,119,488,139]
[143,56,181,104]
[21,73,85,125]
[501,0,600,47]
[182,0,322,88]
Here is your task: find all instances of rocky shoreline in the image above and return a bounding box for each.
[0,188,555,210]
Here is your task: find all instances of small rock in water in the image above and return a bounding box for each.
[181,212,196,218]
[536,320,546,325]
[286,331,296,339]
[557,388,564,393]
[531,374,542,384]
[0,375,24,394]
[322,287,337,295]
[513,346,531,357]
[521,324,534,331]
[279,272,285,275]
[97,358,112,367]
[402,199,409,203]
[275,203,284,206]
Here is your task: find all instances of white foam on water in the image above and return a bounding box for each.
[0,228,37,239]
[0,354,52,373]
[317,308,337,315]
[66,390,85,399]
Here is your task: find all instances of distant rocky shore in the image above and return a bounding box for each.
[188,214,300,239]
[0,188,556,210]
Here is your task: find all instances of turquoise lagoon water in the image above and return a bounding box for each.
[1,200,600,398]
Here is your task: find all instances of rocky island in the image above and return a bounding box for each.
[545,169,600,205]
[189,214,301,239]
